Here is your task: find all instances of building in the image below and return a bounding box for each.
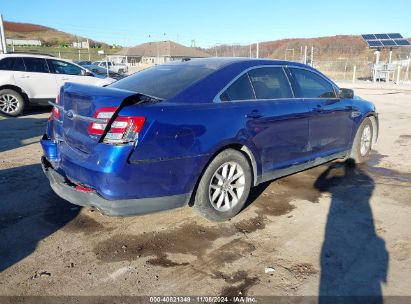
[6,38,42,46]
[72,41,89,49]
[110,40,211,66]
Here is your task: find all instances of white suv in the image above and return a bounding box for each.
[0,53,116,116]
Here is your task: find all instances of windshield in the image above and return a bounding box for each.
[109,64,215,99]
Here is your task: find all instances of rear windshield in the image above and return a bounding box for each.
[109,64,215,99]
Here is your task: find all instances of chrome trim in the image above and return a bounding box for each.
[213,64,340,103]
[213,64,290,103]
[48,101,107,124]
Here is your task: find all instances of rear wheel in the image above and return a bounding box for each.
[0,89,25,116]
[193,149,252,221]
[350,117,373,163]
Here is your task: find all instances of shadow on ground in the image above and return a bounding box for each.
[0,163,80,272]
[316,160,389,303]
[0,109,50,153]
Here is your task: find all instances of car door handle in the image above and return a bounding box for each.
[19,75,29,78]
[246,111,264,119]
[313,107,324,113]
[61,77,69,80]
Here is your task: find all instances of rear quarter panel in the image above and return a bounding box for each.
[121,102,261,196]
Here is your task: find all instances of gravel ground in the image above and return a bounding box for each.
[0,84,410,299]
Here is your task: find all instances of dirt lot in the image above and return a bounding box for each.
[0,84,410,299]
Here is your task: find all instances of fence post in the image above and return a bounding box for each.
[352,65,356,83]
[396,65,401,84]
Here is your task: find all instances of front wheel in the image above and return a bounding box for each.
[350,117,373,163]
[0,89,25,116]
[193,149,252,221]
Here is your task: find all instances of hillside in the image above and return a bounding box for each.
[4,21,107,47]
[205,35,411,62]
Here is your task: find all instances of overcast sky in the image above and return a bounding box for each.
[1,0,410,47]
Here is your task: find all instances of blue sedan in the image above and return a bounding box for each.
[41,58,378,221]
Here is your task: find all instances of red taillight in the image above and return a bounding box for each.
[51,95,60,119]
[103,116,145,144]
[75,185,93,193]
[87,107,118,135]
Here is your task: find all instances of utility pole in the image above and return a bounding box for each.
[87,38,91,61]
[256,42,259,59]
[311,46,314,66]
[304,45,308,65]
[0,14,7,54]
[249,44,251,58]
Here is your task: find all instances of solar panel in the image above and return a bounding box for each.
[362,33,410,48]
[381,40,397,47]
[375,34,390,39]
[362,34,376,40]
[367,40,383,47]
[388,33,403,39]
[395,39,411,46]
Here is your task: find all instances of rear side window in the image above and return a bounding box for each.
[290,68,336,98]
[23,57,49,73]
[0,57,25,71]
[48,60,83,75]
[220,73,255,101]
[248,67,292,99]
[110,64,215,99]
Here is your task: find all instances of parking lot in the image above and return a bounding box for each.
[0,84,410,298]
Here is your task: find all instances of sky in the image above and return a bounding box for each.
[1,0,410,47]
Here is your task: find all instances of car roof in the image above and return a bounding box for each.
[162,57,310,71]
[165,57,332,103]
[0,53,56,59]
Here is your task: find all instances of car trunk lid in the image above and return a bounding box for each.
[59,83,137,154]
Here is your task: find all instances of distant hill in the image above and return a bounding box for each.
[4,21,108,47]
[204,35,411,62]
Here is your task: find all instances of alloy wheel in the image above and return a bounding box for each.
[208,161,245,212]
[0,94,20,114]
[360,125,372,156]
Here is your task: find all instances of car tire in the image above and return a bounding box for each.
[0,89,25,116]
[118,69,124,74]
[350,117,373,163]
[193,149,252,222]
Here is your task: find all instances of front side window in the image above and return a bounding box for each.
[0,57,25,71]
[220,73,255,101]
[48,60,83,75]
[248,67,292,99]
[23,57,49,73]
[290,68,336,98]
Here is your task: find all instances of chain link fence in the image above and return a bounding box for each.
[12,47,118,62]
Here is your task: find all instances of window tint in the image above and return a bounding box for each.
[248,67,292,99]
[220,73,255,101]
[290,68,336,98]
[49,60,83,75]
[110,64,215,99]
[13,57,26,71]
[23,58,49,73]
[0,57,25,71]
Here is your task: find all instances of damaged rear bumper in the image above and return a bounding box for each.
[41,156,190,216]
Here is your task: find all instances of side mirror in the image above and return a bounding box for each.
[338,88,354,99]
[82,69,94,77]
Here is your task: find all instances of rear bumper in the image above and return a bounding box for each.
[41,157,190,216]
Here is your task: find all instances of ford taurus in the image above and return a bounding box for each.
[40,58,378,221]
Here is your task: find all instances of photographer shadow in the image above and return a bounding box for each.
[315,160,388,303]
